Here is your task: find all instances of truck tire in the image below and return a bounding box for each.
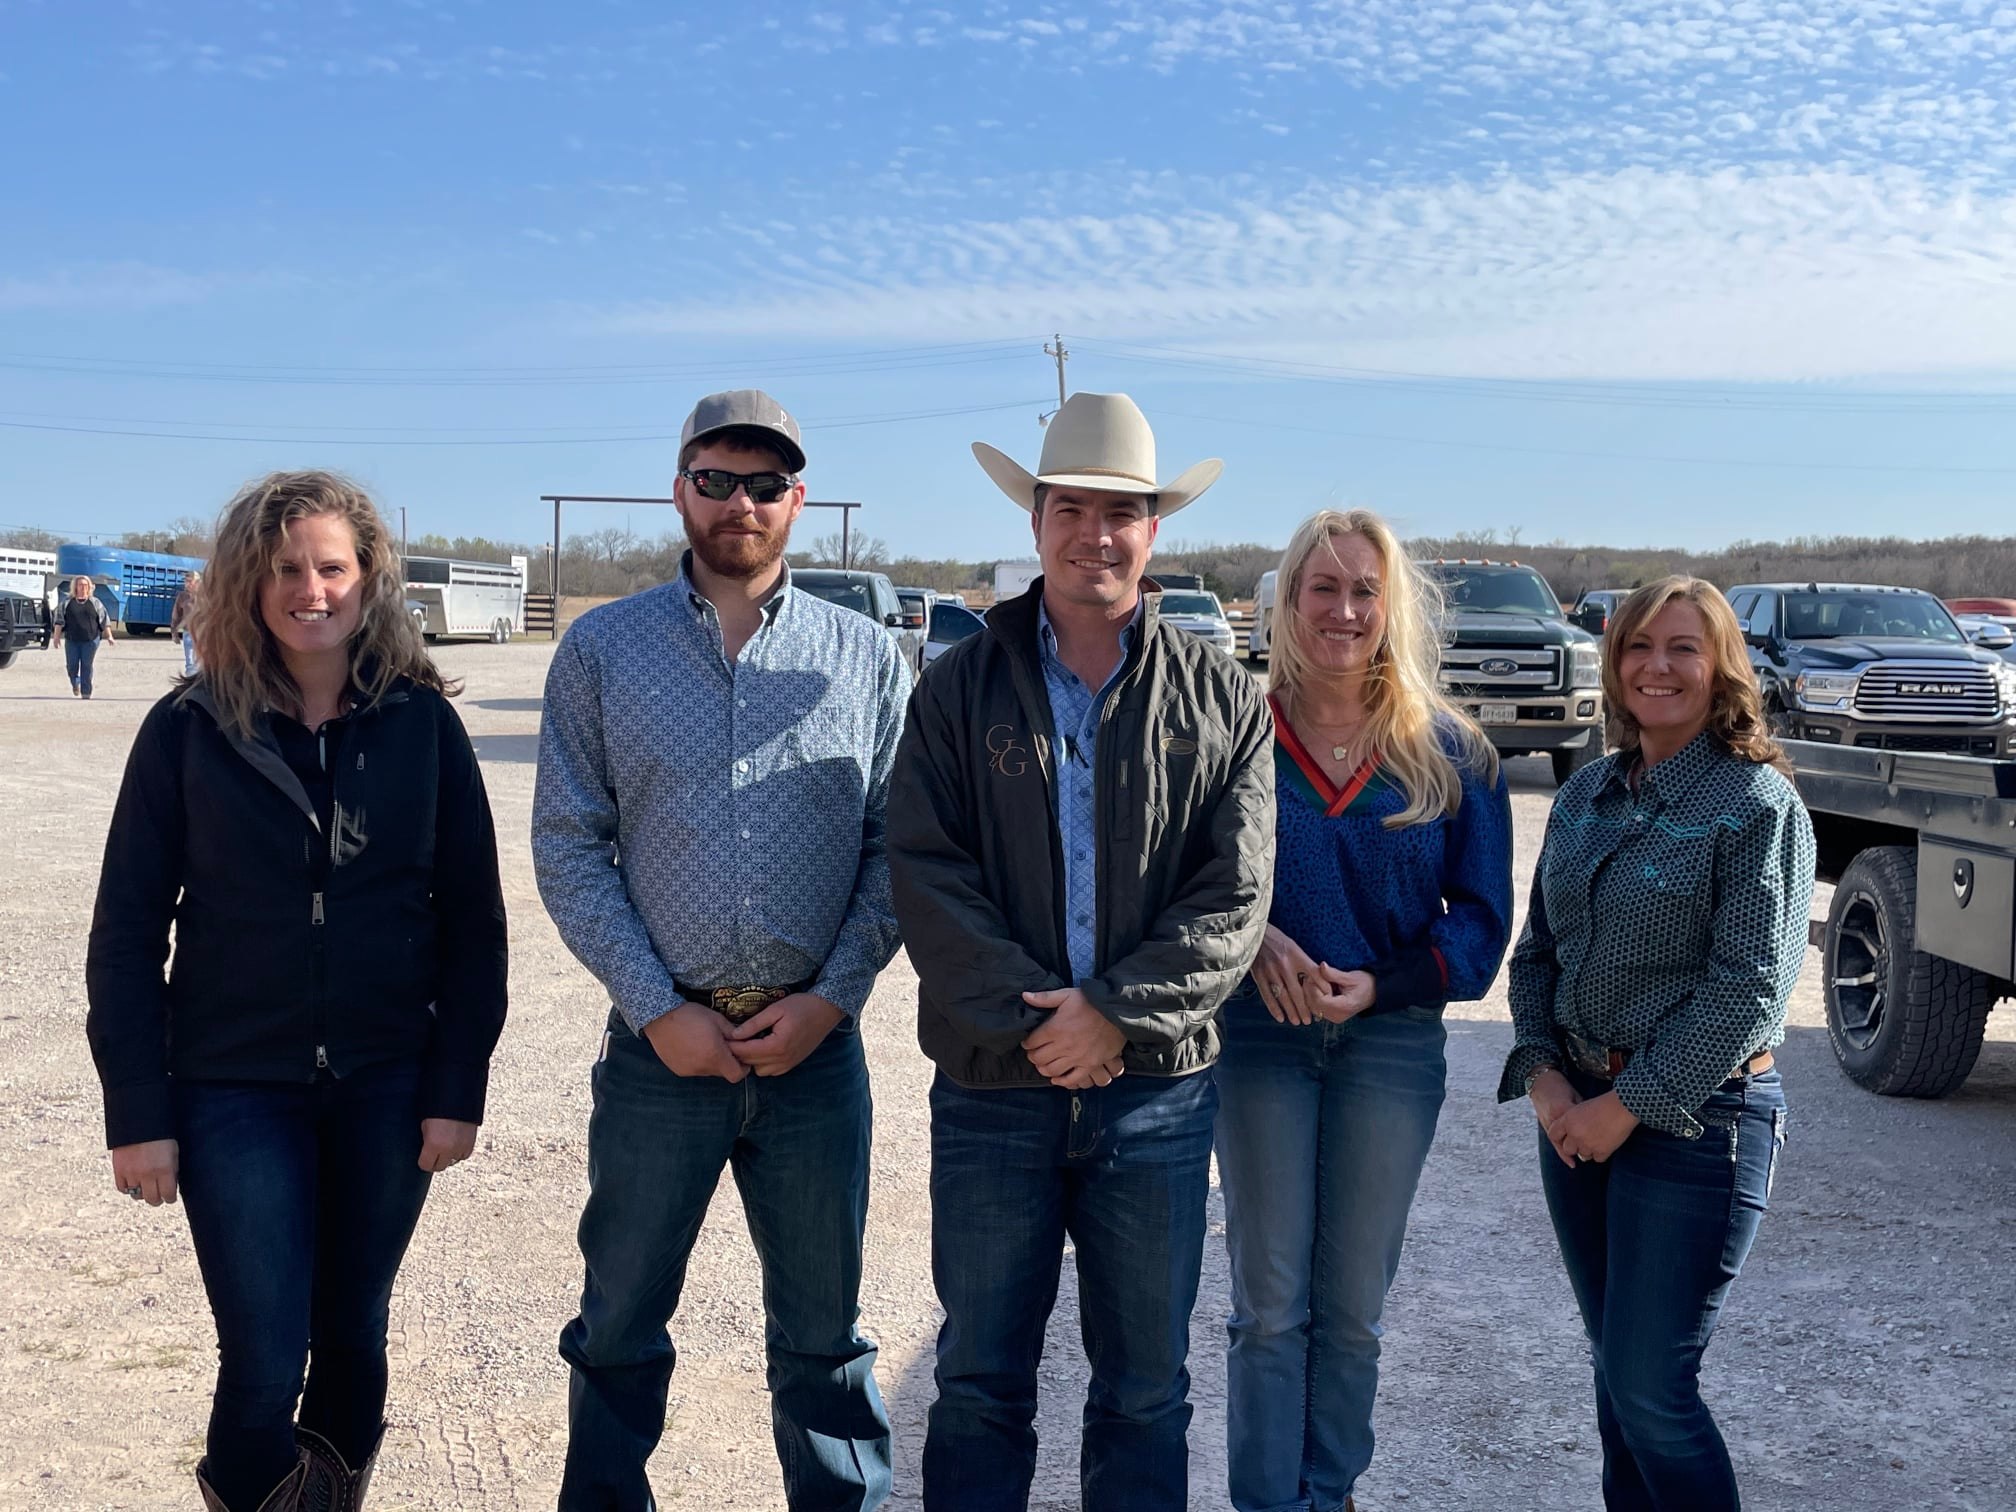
[1824,845,1995,1097]
[1551,737,1600,787]
[0,651,16,670]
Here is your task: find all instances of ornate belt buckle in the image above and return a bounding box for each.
[712,986,775,1024]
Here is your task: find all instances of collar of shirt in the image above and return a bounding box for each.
[1599,729,1724,810]
[676,550,795,630]
[1036,597,1144,691]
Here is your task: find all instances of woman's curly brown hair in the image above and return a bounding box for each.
[183,470,454,738]
[1601,576,1788,774]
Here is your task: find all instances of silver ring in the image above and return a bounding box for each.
[125,1186,143,1199]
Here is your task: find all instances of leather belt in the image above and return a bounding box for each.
[1563,1030,1773,1085]
[673,979,814,1025]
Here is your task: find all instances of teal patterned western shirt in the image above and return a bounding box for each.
[1498,732,1817,1137]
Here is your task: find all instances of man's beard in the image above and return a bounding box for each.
[690,516,791,580]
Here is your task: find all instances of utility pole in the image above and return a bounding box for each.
[1044,333,1069,409]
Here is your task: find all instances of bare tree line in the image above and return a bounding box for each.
[7,520,2011,607]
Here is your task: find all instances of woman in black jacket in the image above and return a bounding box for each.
[86,470,508,1512]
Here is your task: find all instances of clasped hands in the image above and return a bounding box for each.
[643,992,845,1082]
[1527,1070,1641,1166]
[1021,987,1127,1089]
[1252,924,1376,1026]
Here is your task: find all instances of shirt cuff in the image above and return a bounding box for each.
[420,1054,492,1126]
[103,1079,177,1150]
[1496,1043,1560,1106]
[1613,1061,1706,1138]
[809,967,869,1022]
[615,987,687,1037]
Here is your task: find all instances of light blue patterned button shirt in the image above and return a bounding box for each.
[532,557,910,1034]
[1038,601,1143,985]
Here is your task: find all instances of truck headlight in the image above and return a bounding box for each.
[1994,663,2016,716]
[1567,645,1601,689]
[1793,671,1858,712]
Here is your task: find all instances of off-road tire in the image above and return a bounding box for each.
[1551,737,1601,787]
[0,651,16,671]
[1824,845,1995,1098]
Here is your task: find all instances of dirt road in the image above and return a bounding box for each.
[3,637,2012,1509]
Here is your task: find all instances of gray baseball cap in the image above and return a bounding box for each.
[679,389,805,473]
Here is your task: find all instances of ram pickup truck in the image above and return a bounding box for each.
[1418,559,1604,785]
[1729,582,2016,758]
[1789,740,2015,1097]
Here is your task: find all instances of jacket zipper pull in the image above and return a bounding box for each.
[316,1044,329,1070]
[311,892,324,925]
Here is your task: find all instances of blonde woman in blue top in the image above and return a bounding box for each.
[1500,577,1815,1512]
[1216,508,1514,1512]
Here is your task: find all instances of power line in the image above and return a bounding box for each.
[0,339,1047,389]
[0,396,1052,447]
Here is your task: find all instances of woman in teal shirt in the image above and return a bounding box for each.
[1500,576,1815,1511]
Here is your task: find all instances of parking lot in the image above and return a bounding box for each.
[3,636,2013,1510]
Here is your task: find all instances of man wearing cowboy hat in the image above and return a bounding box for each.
[889,392,1275,1510]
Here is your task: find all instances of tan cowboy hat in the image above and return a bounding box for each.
[972,391,1222,517]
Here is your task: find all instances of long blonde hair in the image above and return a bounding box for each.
[1602,576,1787,774]
[1268,509,1497,828]
[184,470,454,737]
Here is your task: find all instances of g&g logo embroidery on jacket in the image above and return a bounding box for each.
[986,724,1029,777]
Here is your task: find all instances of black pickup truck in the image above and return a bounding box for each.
[1731,581,2016,758]
[1419,559,1605,785]
[1790,740,2014,1097]
[0,588,51,671]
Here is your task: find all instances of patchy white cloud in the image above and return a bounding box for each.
[591,166,2016,383]
[0,262,251,311]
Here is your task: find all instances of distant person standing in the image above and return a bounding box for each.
[534,390,909,1511]
[86,471,509,1512]
[53,575,112,697]
[172,569,204,676]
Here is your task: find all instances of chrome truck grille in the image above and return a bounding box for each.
[1440,646,1562,695]
[1852,661,2001,722]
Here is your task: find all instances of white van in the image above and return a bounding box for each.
[1247,569,1277,662]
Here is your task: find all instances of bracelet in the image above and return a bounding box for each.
[1523,1063,1559,1094]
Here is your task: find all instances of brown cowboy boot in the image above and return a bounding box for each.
[295,1424,382,1512]
[195,1454,309,1512]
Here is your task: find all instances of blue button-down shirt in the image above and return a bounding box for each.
[1038,602,1142,984]
[532,558,910,1034]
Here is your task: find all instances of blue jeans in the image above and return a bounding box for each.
[64,637,98,695]
[175,1057,433,1512]
[1214,988,1448,1512]
[182,631,199,676]
[559,1015,889,1512]
[1539,1066,1787,1512]
[923,1068,1218,1512]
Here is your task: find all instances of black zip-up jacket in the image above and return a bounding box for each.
[890,580,1275,1087]
[86,679,508,1148]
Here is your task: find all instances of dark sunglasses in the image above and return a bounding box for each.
[680,467,796,504]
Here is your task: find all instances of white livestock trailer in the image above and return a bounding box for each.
[404,555,528,643]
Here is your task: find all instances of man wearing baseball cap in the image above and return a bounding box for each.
[888,392,1276,1509]
[534,389,908,1509]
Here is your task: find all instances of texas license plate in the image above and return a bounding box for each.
[1478,703,1518,725]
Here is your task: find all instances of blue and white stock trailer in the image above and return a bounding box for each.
[55,543,206,635]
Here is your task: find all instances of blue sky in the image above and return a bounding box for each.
[3,0,2014,560]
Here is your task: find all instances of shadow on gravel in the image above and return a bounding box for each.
[469,733,541,764]
[470,697,545,713]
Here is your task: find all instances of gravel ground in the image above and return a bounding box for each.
[2,636,2013,1511]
